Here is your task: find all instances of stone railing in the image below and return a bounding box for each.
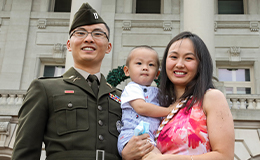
[226,94,260,109]
[0,90,26,105]
[1,90,260,109]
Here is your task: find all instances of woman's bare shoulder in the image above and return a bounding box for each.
[203,89,228,113]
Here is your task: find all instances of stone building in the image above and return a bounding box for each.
[0,0,260,159]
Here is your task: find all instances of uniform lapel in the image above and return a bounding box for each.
[63,67,117,98]
[63,67,94,96]
[98,74,117,98]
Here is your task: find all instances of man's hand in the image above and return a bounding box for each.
[122,134,154,160]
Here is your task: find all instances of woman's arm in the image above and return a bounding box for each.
[201,89,235,159]
[143,89,235,160]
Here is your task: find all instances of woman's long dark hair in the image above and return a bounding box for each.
[158,31,215,112]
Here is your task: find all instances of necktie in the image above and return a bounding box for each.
[88,75,99,97]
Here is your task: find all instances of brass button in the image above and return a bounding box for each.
[98,105,102,111]
[98,120,103,126]
[67,102,73,108]
[98,135,104,141]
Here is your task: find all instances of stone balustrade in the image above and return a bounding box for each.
[226,94,260,109]
[0,91,26,105]
[1,90,260,110]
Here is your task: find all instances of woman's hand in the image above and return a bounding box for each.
[122,134,154,160]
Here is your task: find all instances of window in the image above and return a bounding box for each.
[218,0,244,14]
[136,0,161,14]
[218,69,250,82]
[218,68,254,94]
[49,0,71,12]
[43,65,65,77]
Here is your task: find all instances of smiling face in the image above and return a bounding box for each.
[124,48,160,86]
[166,38,199,89]
[66,23,111,73]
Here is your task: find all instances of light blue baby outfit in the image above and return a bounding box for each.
[117,81,161,155]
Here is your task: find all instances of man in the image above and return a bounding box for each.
[12,3,153,160]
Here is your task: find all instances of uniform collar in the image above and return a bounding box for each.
[73,67,101,82]
[63,67,117,98]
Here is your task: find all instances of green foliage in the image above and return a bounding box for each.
[106,65,129,87]
[154,73,161,87]
[106,65,161,87]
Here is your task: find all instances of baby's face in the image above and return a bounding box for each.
[124,48,159,86]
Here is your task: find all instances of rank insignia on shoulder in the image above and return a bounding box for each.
[69,76,75,79]
[69,75,81,82]
[72,77,81,82]
[106,82,113,88]
[109,93,121,104]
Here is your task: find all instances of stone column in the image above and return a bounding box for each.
[248,0,258,14]
[0,0,33,89]
[65,0,103,71]
[99,0,116,76]
[40,0,49,12]
[0,0,4,10]
[124,0,132,13]
[163,0,171,14]
[183,0,216,76]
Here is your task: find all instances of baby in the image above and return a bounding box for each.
[118,45,173,155]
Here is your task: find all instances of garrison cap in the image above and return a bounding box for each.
[69,3,106,34]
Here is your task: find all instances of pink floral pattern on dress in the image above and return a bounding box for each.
[157,100,211,155]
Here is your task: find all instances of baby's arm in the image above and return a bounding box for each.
[130,99,175,117]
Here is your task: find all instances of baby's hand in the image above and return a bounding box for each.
[168,101,179,113]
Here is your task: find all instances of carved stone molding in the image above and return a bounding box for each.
[163,21,172,31]
[131,22,162,28]
[47,21,70,26]
[229,46,241,62]
[0,122,9,133]
[122,20,173,31]
[53,43,66,53]
[214,22,217,31]
[0,116,11,147]
[250,21,259,32]
[214,21,259,32]
[37,19,47,29]
[37,19,70,29]
[218,23,248,28]
[122,21,131,30]
[53,43,66,63]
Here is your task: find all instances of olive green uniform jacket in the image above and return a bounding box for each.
[12,67,122,160]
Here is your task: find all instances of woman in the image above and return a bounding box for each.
[143,32,235,160]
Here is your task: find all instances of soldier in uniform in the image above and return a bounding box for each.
[11,3,153,160]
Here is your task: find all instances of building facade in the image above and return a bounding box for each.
[0,0,260,159]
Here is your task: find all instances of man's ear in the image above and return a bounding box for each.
[123,65,130,77]
[66,39,71,51]
[155,70,160,79]
[105,43,112,54]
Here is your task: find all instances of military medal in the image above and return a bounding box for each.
[109,93,121,103]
